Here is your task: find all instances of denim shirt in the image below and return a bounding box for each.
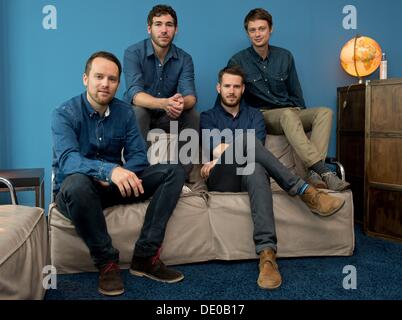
[228,45,306,109]
[52,93,149,193]
[200,99,266,159]
[123,38,197,107]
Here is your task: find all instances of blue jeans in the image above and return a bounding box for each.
[55,163,185,269]
[207,134,305,254]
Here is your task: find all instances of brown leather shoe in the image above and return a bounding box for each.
[98,262,124,296]
[301,186,345,217]
[257,248,282,289]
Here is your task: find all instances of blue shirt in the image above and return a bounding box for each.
[228,45,306,109]
[123,38,197,107]
[200,99,266,158]
[52,93,149,193]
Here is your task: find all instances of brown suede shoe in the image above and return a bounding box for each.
[130,251,184,283]
[301,186,345,217]
[98,262,124,296]
[257,248,282,289]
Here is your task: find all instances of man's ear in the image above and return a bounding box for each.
[269,26,274,33]
[241,84,245,95]
[147,24,151,34]
[83,73,88,87]
[216,83,221,94]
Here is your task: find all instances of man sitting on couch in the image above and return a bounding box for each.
[51,51,185,297]
[200,66,345,290]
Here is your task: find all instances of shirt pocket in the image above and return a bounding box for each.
[246,73,264,84]
[267,72,288,92]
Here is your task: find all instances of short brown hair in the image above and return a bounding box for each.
[218,66,246,84]
[244,8,273,31]
[147,4,178,27]
[84,51,122,79]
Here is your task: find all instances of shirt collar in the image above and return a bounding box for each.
[249,45,271,62]
[146,38,178,61]
[214,97,246,118]
[83,92,111,118]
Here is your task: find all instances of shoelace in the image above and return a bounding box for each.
[152,247,163,265]
[102,262,120,273]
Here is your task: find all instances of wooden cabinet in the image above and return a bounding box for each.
[337,79,402,242]
[337,83,366,223]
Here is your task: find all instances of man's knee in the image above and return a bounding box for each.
[180,108,200,132]
[61,173,95,197]
[241,163,268,182]
[315,107,333,122]
[279,108,300,128]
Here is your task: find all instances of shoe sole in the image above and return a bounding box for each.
[98,288,125,296]
[311,198,346,217]
[257,280,282,290]
[129,269,184,283]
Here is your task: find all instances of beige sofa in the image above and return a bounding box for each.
[0,177,48,300]
[48,135,355,274]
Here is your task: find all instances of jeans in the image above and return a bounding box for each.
[207,134,305,254]
[55,163,185,269]
[134,106,200,176]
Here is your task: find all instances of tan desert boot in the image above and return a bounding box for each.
[301,186,345,217]
[257,248,282,289]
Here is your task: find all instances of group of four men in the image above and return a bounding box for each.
[52,5,350,296]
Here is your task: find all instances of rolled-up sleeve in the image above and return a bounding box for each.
[177,54,196,98]
[123,48,145,105]
[122,108,149,173]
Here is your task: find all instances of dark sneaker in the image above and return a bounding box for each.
[98,262,124,296]
[130,253,184,283]
[321,172,351,191]
[305,170,327,189]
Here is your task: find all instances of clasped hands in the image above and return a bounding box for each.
[165,93,184,119]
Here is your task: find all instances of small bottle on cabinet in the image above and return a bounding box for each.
[380,52,387,80]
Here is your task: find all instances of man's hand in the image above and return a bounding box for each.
[200,159,218,180]
[111,166,144,197]
[166,93,184,119]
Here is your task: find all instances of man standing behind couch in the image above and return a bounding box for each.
[52,51,185,297]
[227,8,350,191]
[123,4,198,176]
[200,66,345,289]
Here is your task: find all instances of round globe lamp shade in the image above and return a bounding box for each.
[340,36,382,78]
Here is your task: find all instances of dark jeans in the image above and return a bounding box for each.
[55,163,185,269]
[134,106,200,176]
[207,134,305,254]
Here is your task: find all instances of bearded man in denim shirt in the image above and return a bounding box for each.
[227,8,350,192]
[52,51,185,297]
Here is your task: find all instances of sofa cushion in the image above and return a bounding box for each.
[0,205,48,299]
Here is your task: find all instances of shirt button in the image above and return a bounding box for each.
[159,64,162,67]
[265,79,267,82]
[99,137,102,141]
[157,92,161,95]
[160,77,162,80]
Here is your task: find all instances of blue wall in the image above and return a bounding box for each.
[1,0,402,208]
[0,0,6,168]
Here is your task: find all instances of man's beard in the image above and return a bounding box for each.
[221,95,241,107]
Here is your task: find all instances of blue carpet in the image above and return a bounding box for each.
[45,225,402,300]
